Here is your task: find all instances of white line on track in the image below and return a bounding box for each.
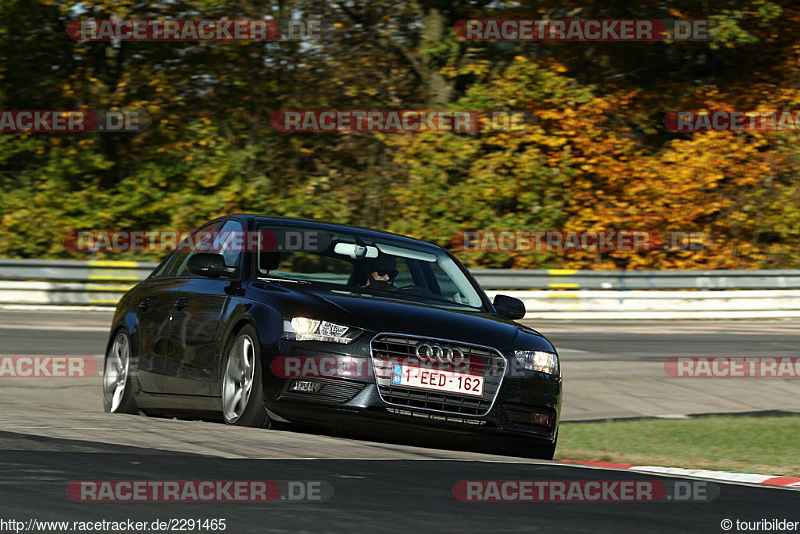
[0,324,108,332]
[206,456,800,490]
[561,462,800,492]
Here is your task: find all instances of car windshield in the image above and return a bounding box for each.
[254,223,485,311]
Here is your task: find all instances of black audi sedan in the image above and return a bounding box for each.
[103,215,562,458]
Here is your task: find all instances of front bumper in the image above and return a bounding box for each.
[261,333,562,445]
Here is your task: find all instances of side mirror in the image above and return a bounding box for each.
[493,294,526,320]
[187,253,230,278]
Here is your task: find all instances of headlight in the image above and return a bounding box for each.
[282,317,358,344]
[513,350,558,375]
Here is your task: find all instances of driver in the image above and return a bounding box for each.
[361,255,398,290]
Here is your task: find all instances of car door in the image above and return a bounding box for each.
[135,221,222,394]
[135,253,193,393]
[163,218,243,395]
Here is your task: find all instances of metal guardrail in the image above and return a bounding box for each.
[0,259,156,282]
[0,259,155,306]
[2,260,800,289]
[471,269,800,290]
[1,259,799,317]
[482,289,800,320]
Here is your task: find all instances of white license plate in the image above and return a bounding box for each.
[391,364,484,397]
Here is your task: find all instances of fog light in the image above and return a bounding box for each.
[290,380,322,393]
[534,412,551,426]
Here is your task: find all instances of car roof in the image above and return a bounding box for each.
[227,214,444,251]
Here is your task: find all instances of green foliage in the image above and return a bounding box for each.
[0,0,798,269]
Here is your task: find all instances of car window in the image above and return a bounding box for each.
[149,257,171,279]
[255,222,485,310]
[173,220,242,278]
[392,257,413,287]
[262,250,354,284]
[430,261,471,306]
[158,221,223,278]
[216,219,245,270]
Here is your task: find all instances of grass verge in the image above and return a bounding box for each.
[555,414,800,476]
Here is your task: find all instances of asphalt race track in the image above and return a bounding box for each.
[2,431,799,533]
[0,311,798,532]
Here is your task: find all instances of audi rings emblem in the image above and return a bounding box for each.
[415,343,465,364]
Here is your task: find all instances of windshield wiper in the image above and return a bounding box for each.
[409,295,476,309]
[257,276,312,285]
[341,288,477,310]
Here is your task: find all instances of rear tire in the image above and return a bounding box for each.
[103,331,139,414]
[221,325,271,428]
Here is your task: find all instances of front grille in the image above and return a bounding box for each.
[386,407,488,425]
[370,334,506,417]
[280,377,365,403]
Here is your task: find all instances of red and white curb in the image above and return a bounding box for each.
[561,460,800,489]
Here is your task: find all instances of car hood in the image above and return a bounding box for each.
[250,281,554,352]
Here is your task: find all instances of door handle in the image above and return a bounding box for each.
[173,297,188,311]
[138,298,151,312]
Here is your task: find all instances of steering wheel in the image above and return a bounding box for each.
[394,284,420,291]
[394,285,439,298]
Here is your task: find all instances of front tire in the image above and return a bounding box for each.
[221,325,270,428]
[103,330,139,414]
